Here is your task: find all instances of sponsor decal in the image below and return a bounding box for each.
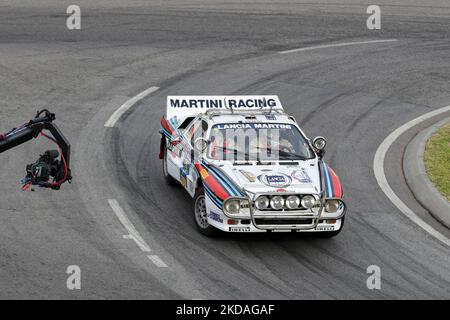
[316,226,335,231]
[208,211,224,224]
[182,162,190,175]
[180,176,187,188]
[187,179,195,193]
[229,226,251,232]
[199,168,209,179]
[168,96,281,110]
[276,188,287,192]
[180,169,187,188]
[239,170,256,182]
[265,114,277,120]
[291,168,312,184]
[258,173,292,188]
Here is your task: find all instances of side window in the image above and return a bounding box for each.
[178,116,195,130]
[201,121,209,145]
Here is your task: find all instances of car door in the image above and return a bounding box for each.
[180,118,208,196]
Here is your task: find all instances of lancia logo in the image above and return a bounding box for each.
[258,173,292,188]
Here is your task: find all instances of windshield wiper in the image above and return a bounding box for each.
[254,146,310,161]
[277,150,310,160]
[214,146,246,160]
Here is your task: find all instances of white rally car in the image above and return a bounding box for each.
[159,96,346,237]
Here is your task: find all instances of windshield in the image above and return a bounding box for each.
[207,122,315,161]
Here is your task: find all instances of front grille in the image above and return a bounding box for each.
[254,218,313,225]
[256,207,312,212]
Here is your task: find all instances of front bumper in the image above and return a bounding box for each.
[207,193,346,232]
[250,198,346,231]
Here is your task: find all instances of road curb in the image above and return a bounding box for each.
[403,117,450,229]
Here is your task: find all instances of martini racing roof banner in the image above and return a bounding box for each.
[166,95,283,120]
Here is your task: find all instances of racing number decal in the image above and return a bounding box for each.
[199,168,209,179]
[180,169,187,188]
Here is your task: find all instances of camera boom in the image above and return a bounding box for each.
[0,110,72,190]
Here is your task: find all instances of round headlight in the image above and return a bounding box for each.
[301,195,316,209]
[325,199,339,213]
[313,136,326,150]
[224,199,240,215]
[285,195,300,209]
[255,196,269,210]
[270,196,285,210]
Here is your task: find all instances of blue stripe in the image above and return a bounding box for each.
[161,127,185,145]
[204,184,223,208]
[206,193,222,209]
[206,168,235,196]
[161,127,173,139]
[169,118,177,127]
[206,165,238,196]
[323,162,333,197]
[196,163,227,205]
[201,161,243,196]
[201,161,230,193]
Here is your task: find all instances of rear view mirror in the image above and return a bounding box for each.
[313,136,326,151]
[312,136,326,159]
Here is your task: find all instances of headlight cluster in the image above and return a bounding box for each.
[325,199,340,213]
[223,198,250,216]
[225,196,342,214]
[255,195,317,210]
[286,195,300,209]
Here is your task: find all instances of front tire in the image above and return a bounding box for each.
[193,187,217,237]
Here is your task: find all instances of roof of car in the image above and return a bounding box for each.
[205,112,295,125]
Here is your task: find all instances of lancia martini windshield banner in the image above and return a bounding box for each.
[214,123,293,130]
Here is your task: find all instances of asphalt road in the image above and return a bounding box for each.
[0,0,449,299]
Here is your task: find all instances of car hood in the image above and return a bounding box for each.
[214,161,321,196]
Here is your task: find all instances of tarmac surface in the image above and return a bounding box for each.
[0,0,449,299]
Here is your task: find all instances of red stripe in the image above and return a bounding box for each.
[195,163,230,201]
[328,166,342,198]
[160,117,173,135]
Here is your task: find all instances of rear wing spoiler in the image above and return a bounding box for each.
[165,95,283,126]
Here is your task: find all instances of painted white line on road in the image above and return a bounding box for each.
[104,86,160,127]
[279,39,398,55]
[108,199,152,252]
[373,106,450,247]
[147,255,168,268]
[123,234,151,253]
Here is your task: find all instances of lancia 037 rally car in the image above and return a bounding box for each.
[159,96,346,237]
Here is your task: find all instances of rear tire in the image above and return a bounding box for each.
[162,143,176,186]
[193,187,217,237]
[315,216,345,238]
